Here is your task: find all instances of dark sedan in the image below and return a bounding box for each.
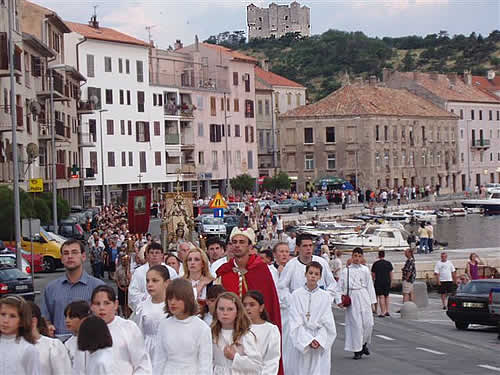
[447,279,500,330]
[0,265,35,301]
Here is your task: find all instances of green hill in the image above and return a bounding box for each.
[235,30,500,102]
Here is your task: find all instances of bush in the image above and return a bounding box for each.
[230,174,256,194]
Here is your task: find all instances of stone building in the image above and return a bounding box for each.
[247,2,311,40]
[279,80,460,193]
[254,65,306,177]
[384,70,500,190]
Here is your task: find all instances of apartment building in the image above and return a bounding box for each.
[384,69,500,189]
[472,70,500,99]
[150,40,259,197]
[279,80,459,193]
[255,64,306,177]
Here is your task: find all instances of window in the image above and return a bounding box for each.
[375,125,380,141]
[250,126,254,142]
[87,87,101,109]
[234,99,239,112]
[305,153,314,170]
[154,121,160,136]
[247,151,254,169]
[497,111,500,121]
[460,129,464,139]
[489,110,493,121]
[107,152,115,167]
[126,90,131,105]
[128,120,132,135]
[227,124,231,137]
[244,75,250,92]
[86,54,94,77]
[197,122,204,137]
[118,90,123,105]
[259,131,264,148]
[137,91,145,112]
[104,57,112,72]
[235,124,241,137]
[118,58,123,73]
[105,89,113,104]
[210,97,216,116]
[296,93,301,106]
[384,125,389,141]
[326,127,335,143]
[106,119,114,135]
[128,151,133,166]
[210,124,222,142]
[212,151,218,170]
[393,152,398,167]
[327,153,336,169]
[198,151,204,165]
[304,128,313,144]
[479,110,483,120]
[287,93,292,105]
[120,120,125,135]
[265,100,270,116]
[233,72,239,85]
[220,97,225,111]
[153,94,157,106]
[459,109,463,119]
[245,100,254,118]
[258,100,263,115]
[125,59,130,74]
[139,151,146,172]
[197,96,204,109]
[136,122,150,142]
[471,110,475,120]
[121,152,126,166]
[136,60,144,82]
[155,152,161,166]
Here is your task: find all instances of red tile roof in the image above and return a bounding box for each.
[255,66,304,88]
[281,84,457,119]
[201,43,258,64]
[65,21,148,47]
[255,78,272,91]
[471,74,500,98]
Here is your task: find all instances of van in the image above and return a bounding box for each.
[21,228,64,272]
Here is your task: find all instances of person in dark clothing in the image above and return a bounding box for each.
[371,250,393,317]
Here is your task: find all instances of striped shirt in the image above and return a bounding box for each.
[41,271,104,336]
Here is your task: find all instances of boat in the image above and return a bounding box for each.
[404,209,438,223]
[461,189,500,214]
[332,224,409,251]
[383,211,410,222]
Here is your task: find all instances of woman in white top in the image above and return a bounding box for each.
[91,285,152,375]
[182,248,214,306]
[29,302,72,375]
[78,316,116,375]
[133,265,170,365]
[153,278,213,375]
[243,291,281,375]
[212,292,263,375]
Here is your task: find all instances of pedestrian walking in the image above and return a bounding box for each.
[425,221,434,253]
[434,252,457,310]
[64,301,91,375]
[77,316,116,375]
[417,223,429,254]
[115,252,132,317]
[371,251,393,317]
[401,249,416,303]
[332,250,343,282]
[182,248,214,307]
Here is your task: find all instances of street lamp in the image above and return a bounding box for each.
[465,120,471,192]
[98,109,108,206]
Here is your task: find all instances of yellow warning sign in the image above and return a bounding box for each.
[28,178,44,193]
[209,192,228,209]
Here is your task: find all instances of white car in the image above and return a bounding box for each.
[198,216,227,238]
[485,183,500,194]
[0,252,32,274]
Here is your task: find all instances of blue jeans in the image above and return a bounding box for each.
[92,261,104,279]
[419,238,429,254]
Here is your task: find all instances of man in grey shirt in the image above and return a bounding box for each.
[42,239,104,338]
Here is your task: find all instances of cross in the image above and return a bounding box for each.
[138,174,143,183]
[305,312,311,321]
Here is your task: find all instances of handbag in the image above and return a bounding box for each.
[341,266,352,307]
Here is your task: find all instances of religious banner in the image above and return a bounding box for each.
[128,189,151,234]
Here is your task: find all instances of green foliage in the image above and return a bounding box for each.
[230,174,256,193]
[261,172,291,192]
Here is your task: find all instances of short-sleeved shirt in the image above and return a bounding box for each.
[434,260,455,281]
[371,259,393,288]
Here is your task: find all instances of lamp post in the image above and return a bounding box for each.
[466,120,471,192]
[98,109,108,206]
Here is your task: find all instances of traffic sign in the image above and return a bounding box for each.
[214,208,224,218]
[209,192,228,209]
[28,178,43,193]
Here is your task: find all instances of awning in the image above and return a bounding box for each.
[315,175,346,185]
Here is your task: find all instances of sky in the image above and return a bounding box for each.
[32,0,499,48]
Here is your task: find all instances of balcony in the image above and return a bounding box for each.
[56,163,66,179]
[36,72,69,102]
[83,167,96,180]
[164,102,179,116]
[79,132,96,147]
[0,33,22,77]
[77,100,95,115]
[181,163,196,175]
[166,164,181,174]
[165,134,180,145]
[0,106,24,133]
[151,72,228,91]
[471,139,490,149]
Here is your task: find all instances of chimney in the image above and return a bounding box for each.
[194,35,199,51]
[261,59,270,72]
[88,15,99,29]
[368,75,377,87]
[487,69,496,81]
[447,72,457,85]
[464,70,472,86]
[174,40,183,50]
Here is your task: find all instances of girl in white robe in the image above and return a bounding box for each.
[133,265,170,365]
[153,278,213,375]
[212,292,263,375]
[201,284,226,326]
[243,290,281,375]
[91,285,152,375]
[285,261,336,375]
[337,248,377,359]
[77,315,117,375]
[0,296,40,375]
[63,300,92,375]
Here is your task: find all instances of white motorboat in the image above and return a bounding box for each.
[462,190,500,214]
[404,209,437,223]
[332,224,409,251]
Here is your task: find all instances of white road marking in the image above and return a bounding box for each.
[339,322,346,326]
[416,347,446,355]
[478,365,500,372]
[376,335,395,341]
[415,319,451,322]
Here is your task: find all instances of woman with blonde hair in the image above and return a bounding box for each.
[182,247,214,306]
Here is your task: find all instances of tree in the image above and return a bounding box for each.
[230,174,256,193]
[261,172,291,192]
[401,51,416,72]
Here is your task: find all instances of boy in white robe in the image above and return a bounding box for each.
[337,247,377,359]
[286,261,337,375]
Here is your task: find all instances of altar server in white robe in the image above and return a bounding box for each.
[286,261,336,375]
[78,316,117,375]
[91,285,152,374]
[337,247,377,360]
[63,300,92,375]
[128,243,178,311]
[153,278,213,375]
[30,301,72,375]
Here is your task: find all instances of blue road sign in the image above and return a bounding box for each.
[214,208,224,218]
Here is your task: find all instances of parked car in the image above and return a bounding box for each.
[0,252,32,275]
[44,220,85,240]
[256,199,278,211]
[223,215,249,237]
[0,241,44,273]
[306,196,330,211]
[447,279,500,330]
[228,202,246,214]
[275,199,306,214]
[0,265,35,300]
[486,183,500,194]
[197,206,230,216]
[489,288,500,330]
[197,216,227,238]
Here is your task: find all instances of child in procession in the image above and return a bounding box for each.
[153,278,213,375]
[243,290,281,375]
[201,284,226,326]
[212,292,263,375]
[0,296,40,375]
[285,262,337,375]
[133,265,170,366]
[77,316,115,375]
[90,285,152,374]
[29,301,72,375]
[64,300,92,375]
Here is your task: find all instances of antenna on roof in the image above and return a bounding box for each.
[145,25,156,46]
[89,5,99,29]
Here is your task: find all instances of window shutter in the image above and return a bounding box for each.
[144,122,150,142]
[136,122,140,142]
[31,56,41,77]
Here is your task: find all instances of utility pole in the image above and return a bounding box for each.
[8,0,22,270]
[271,92,278,175]
[224,92,229,195]
[50,67,58,234]
[99,109,108,206]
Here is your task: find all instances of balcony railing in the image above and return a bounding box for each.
[56,163,66,179]
[471,139,490,148]
[151,72,228,91]
[164,103,178,116]
[79,132,96,146]
[166,164,181,174]
[77,100,95,114]
[181,163,196,174]
[165,134,180,145]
